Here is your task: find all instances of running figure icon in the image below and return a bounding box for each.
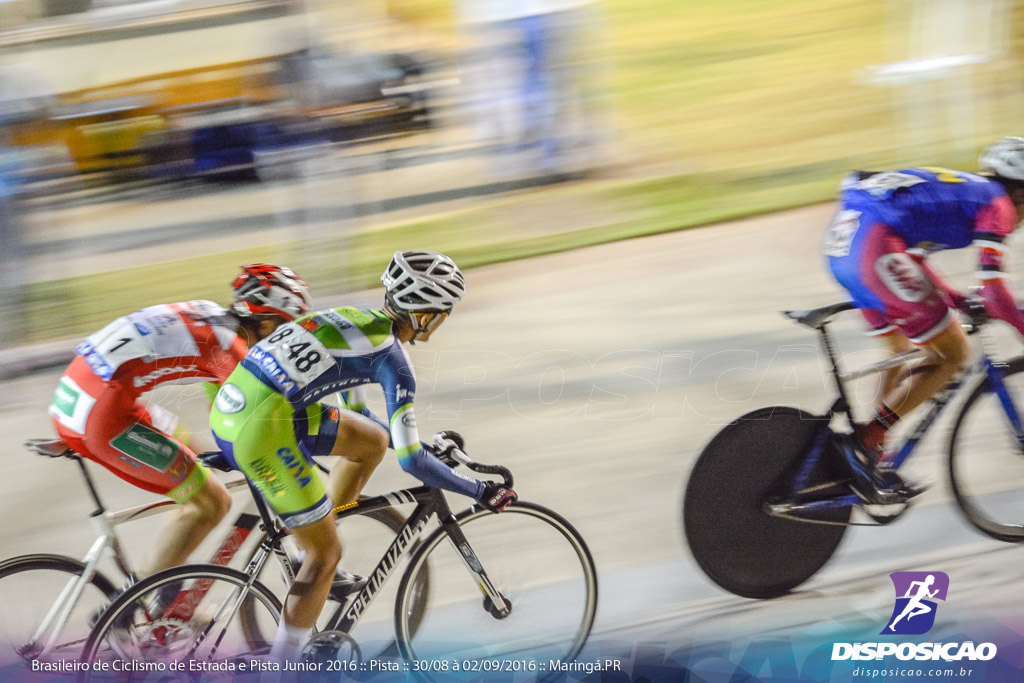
[888,575,938,631]
[883,571,949,635]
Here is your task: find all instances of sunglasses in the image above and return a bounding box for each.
[410,311,449,336]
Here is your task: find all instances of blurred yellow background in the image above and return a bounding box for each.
[2,0,1023,342]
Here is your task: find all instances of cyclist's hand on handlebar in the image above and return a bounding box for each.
[478,481,517,512]
[433,430,465,451]
[939,287,970,313]
[979,283,1024,336]
[427,430,465,463]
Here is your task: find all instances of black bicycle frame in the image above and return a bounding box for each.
[321,486,494,633]
[245,484,499,635]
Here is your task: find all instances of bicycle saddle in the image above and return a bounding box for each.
[24,438,76,459]
[198,451,235,472]
[782,302,856,329]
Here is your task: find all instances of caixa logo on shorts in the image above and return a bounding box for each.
[831,571,997,662]
[875,253,929,303]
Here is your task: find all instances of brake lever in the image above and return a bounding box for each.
[958,296,988,335]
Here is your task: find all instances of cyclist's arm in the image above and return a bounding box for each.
[338,386,390,436]
[906,251,965,309]
[973,195,1024,334]
[203,381,220,404]
[378,347,484,499]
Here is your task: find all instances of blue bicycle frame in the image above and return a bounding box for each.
[783,307,1024,514]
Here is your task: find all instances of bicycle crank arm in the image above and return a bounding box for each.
[765,498,911,527]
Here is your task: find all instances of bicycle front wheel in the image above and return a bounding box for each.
[394,502,597,677]
[80,564,281,681]
[0,554,117,665]
[949,357,1024,542]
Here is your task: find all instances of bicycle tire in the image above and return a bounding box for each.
[948,356,1024,542]
[80,564,282,681]
[684,406,851,599]
[0,554,118,664]
[393,501,597,680]
[238,504,430,656]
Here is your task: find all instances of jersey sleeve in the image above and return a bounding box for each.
[202,381,220,404]
[973,195,1024,335]
[973,195,1017,278]
[376,343,484,499]
[338,386,390,437]
[202,323,249,383]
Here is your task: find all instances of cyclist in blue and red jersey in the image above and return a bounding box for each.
[824,137,1024,504]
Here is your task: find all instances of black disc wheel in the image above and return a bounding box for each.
[684,407,851,598]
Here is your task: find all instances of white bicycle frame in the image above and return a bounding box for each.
[25,461,249,659]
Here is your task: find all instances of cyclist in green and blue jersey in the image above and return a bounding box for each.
[210,251,517,661]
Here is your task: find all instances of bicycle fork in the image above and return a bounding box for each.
[439,512,511,619]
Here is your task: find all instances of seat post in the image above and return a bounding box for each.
[818,322,852,417]
[247,479,280,534]
[74,457,106,516]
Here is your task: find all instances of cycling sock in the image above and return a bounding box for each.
[269,621,312,662]
[859,403,900,456]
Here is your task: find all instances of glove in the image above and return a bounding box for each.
[478,481,517,512]
[938,287,969,314]
[433,430,465,451]
[427,430,465,464]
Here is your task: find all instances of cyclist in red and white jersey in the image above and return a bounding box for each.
[48,264,311,578]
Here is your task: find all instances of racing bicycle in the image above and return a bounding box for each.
[80,436,598,681]
[1,438,414,667]
[684,299,1024,598]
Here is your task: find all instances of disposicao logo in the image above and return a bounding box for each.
[831,570,997,662]
[883,571,948,635]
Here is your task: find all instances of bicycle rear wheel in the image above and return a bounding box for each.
[949,358,1024,542]
[240,504,429,657]
[0,554,117,666]
[394,502,597,680]
[684,406,850,598]
[80,564,281,681]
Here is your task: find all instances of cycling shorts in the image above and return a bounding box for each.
[826,207,952,344]
[210,371,340,528]
[48,356,209,504]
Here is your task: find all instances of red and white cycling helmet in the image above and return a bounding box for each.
[231,264,311,321]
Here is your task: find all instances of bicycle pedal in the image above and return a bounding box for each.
[897,478,930,501]
[328,570,368,603]
[862,502,911,525]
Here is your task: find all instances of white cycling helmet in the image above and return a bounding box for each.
[979,137,1024,180]
[381,250,466,313]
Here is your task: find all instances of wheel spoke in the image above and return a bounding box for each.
[0,556,115,666]
[949,360,1024,541]
[80,565,281,681]
[395,503,596,681]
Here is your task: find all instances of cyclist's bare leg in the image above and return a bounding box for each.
[272,512,341,660]
[325,412,389,506]
[859,320,968,460]
[879,320,969,418]
[876,332,915,399]
[142,475,232,576]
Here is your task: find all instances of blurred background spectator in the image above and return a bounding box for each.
[0,0,1020,350]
